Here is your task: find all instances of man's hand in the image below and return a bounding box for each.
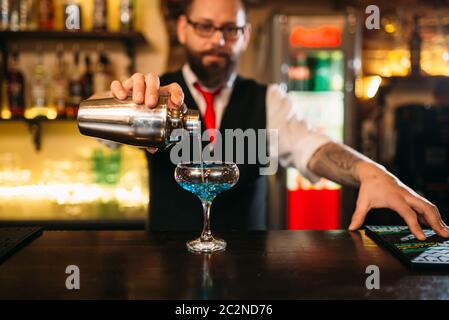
[350,162,449,240]
[110,73,185,153]
[308,142,449,240]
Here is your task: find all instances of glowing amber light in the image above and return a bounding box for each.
[24,107,58,120]
[0,183,148,206]
[384,23,396,34]
[1,108,12,119]
[356,76,382,100]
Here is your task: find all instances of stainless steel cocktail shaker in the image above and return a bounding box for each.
[77,93,200,148]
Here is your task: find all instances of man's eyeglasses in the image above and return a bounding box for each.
[186,18,246,41]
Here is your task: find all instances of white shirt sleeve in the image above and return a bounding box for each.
[266,83,333,183]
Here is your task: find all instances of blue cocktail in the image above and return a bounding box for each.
[175,162,239,253]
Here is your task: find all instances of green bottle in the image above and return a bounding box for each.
[329,51,344,91]
[314,51,331,91]
[92,148,105,184]
[105,149,121,185]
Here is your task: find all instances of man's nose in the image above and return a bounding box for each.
[210,29,225,46]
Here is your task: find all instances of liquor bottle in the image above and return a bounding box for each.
[107,148,122,185]
[93,0,107,31]
[38,0,54,30]
[81,55,94,99]
[67,50,83,119]
[9,0,19,31]
[314,51,331,91]
[120,0,135,31]
[409,15,422,76]
[1,57,11,119]
[64,0,82,31]
[93,52,113,93]
[329,51,344,91]
[6,49,25,118]
[1,77,11,119]
[52,45,68,118]
[19,0,29,30]
[19,0,36,31]
[291,51,310,91]
[1,0,9,30]
[29,50,55,119]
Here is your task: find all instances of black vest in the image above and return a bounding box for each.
[146,70,268,231]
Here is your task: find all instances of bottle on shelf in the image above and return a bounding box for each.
[1,53,11,119]
[19,0,37,31]
[1,76,11,119]
[94,51,113,93]
[64,0,82,31]
[329,51,344,91]
[92,148,122,185]
[120,0,135,31]
[81,54,94,99]
[314,51,331,91]
[9,0,19,31]
[38,0,55,30]
[288,51,310,91]
[105,148,122,185]
[67,49,83,119]
[93,0,107,31]
[52,44,68,119]
[19,0,29,30]
[28,49,56,119]
[6,49,25,119]
[409,14,422,76]
[1,0,9,30]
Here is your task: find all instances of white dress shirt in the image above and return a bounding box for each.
[182,64,332,182]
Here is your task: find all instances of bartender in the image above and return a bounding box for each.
[106,0,449,240]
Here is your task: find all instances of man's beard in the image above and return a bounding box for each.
[186,47,237,89]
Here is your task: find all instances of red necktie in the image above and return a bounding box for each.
[193,82,222,142]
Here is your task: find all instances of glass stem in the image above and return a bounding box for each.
[200,200,212,242]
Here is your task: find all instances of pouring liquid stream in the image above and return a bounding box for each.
[196,131,205,183]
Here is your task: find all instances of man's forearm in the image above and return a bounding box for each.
[307,142,387,187]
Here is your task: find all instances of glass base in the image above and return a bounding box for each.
[186,237,226,253]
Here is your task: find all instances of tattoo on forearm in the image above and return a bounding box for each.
[308,142,365,187]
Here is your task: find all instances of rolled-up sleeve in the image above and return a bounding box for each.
[266,84,333,183]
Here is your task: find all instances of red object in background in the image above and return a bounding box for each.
[288,189,341,230]
[289,25,342,48]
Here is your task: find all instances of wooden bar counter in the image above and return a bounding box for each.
[1,230,448,299]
